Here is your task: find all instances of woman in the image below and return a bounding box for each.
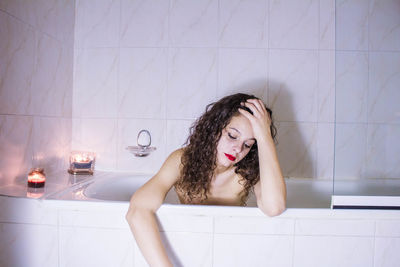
[126,93,286,266]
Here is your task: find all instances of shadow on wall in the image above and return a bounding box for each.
[227,79,314,179]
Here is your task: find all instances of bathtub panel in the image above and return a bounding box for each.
[59,226,134,267]
[214,216,294,235]
[293,236,374,267]
[157,214,213,233]
[0,223,58,267]
[134,231,213,267]
[374,237,400,267]
[0,197,57,225]
[295,218,375,236]
[375,220,400,237]
[59,209,129,229]
[213,233,293,267]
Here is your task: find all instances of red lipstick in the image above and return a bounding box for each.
[224,153,236,161]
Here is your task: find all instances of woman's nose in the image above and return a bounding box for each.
[232,143,243,153]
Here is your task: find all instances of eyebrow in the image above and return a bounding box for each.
[228,127,256,141]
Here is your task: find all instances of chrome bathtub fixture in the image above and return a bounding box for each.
[126,129,156,157]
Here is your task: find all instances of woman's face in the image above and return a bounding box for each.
[216,114,256,168]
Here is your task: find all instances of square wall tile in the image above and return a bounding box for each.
[317,51,335,123]
[365,124,400,179]
[167,48,217,120]
[319,0,335,50]
[275,122,317,178]
[117,118,166,173]
[214,216,294,235]
[374,237,400,267]
[375,220,400,237]
[316,123,334,179]
[368,52,400,124]
[72,118,117,171]
[120,0,169,47]
[73,48,118,118]
[0,115,34,186]
[219,0,268,48]
[157,214,213,233]
[74,0,120,48]
[295,219,375,236]
[214,234,293,267]
[335,123,367,180]
[269,49,319,122]
[369,0,400,51]
[0,12,35,115]
[218,48,268,100]
[336,0,369,51]
[269,0,319,49]
[33,117,71,174]
[0,223,58,267]
[335,51,368,123]
[31,33,73,117]
[119,48,168,119]
[169,0,218,47]
[294,236,374,267]
[134,232,213,267]
[166,119,194,155]
[60,227,134,267]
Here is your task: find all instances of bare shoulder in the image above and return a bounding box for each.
[154,148,184,185]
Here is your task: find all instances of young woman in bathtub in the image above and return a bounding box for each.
[126,93,286,266]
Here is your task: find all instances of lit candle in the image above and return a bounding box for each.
[68,151,95,175]
[27,168,46,188]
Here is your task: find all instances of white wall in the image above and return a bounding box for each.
[0,0,75,185]
[71,0,336,179]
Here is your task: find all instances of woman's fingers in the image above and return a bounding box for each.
[241,99,265,117]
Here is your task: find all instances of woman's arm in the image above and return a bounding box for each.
[126,149,183,267]
[239,99,286,216]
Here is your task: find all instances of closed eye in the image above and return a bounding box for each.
[228,133,237,140]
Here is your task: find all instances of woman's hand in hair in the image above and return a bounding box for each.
[238,98,272,143]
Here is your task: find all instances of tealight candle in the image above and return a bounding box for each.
[68,151,95,175]
[27,168,46,188]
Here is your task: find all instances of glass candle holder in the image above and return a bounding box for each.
[68,151,96,175]
[27,168,46,188]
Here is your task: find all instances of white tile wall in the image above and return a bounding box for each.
[336,0,369,51]
[218,0,268,48]
[374,237,400,267]
[73,48,119,118]
[167,48,217,119]
[369,0,400,51]
[74,0,120,48]
[269,0,319,49]
[218,48,268,99]
[368,52,400,124]
[169,0,218,47]
[120,0,169,47]
[269,49,319,122]
[118,48,168,119]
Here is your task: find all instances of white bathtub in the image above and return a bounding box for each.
[1,171,400,267]
[79,173,333,208]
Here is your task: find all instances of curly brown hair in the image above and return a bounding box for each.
[174,93,277,206]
